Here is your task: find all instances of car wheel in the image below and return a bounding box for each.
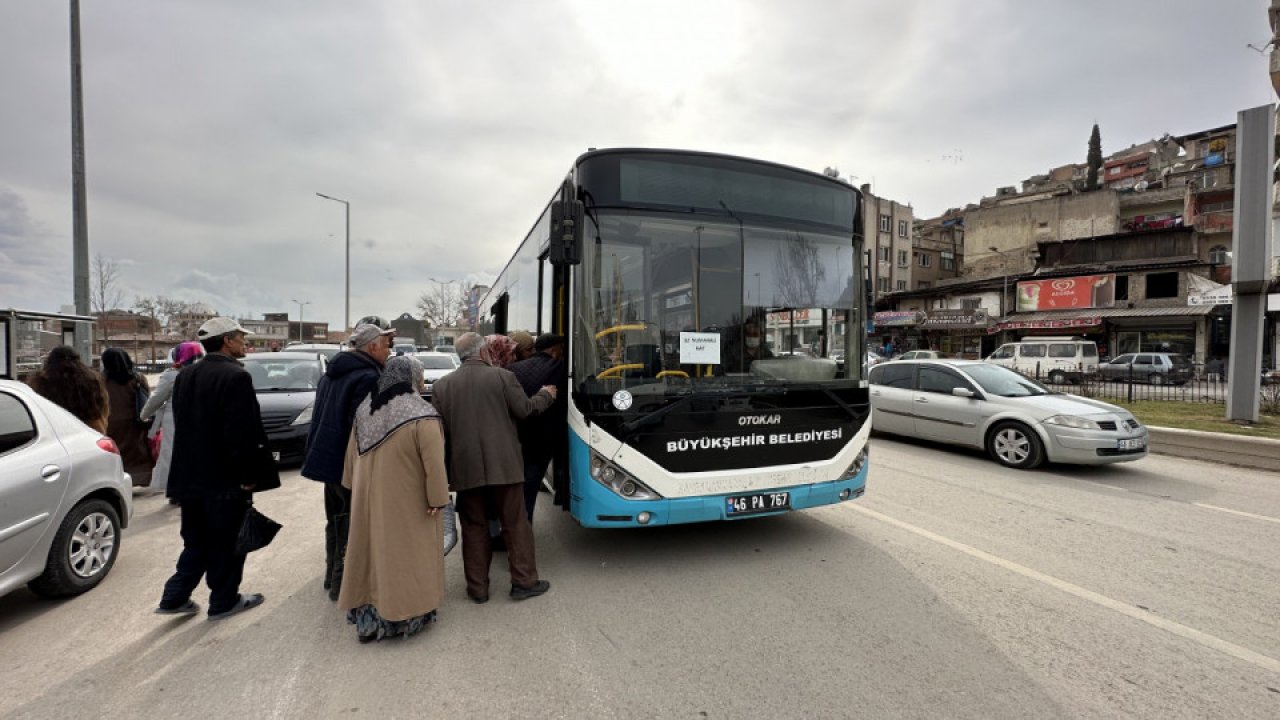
[987,422,1045,470]
[1149,374,1164,385]
[1048,370,1067,385]
[28,499,121,598]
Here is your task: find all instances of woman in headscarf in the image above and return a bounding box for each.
[338,355,450,643]
[101,347,154,488]
[481,333,518,369]
[140,342,203,496]
[26,345,109,433]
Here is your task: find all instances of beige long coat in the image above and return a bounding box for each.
[431,357,554,493]
[338,417,451,621]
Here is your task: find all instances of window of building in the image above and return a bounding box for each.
[897,250,908,267]
[898,220,908,237]
[917,280,932,290]
[1115,275,1129,301]
[918,253,932,268]
[896,280,907,291]
[940,251,955,271]
[961,297,981,309]
[878,214,891,233]
[1145,272,1179,299]
[1200,200,1233,214]
[1208,245,1229,265]
[1108,167,1121,176]
[877,278,889,292]
[878,246,891,262]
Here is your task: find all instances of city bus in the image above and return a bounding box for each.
[479,148,870,527]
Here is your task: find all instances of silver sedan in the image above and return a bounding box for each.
[868,360,1148,469]
[0,380,134,598]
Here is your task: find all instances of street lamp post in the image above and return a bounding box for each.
[316,192,350,332]
[292,299,311,343]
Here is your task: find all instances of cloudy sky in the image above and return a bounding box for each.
[2,0,1273,328]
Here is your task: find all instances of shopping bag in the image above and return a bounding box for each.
[148,429,163,463]
[442,500,458,556]
[236,502,283,555]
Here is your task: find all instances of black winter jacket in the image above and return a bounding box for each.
[167,353,281,499]
[301,349,381,484]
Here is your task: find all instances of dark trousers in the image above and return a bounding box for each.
[457,484,538,598]
[522,450,552,521]
[324,482,352,574]
[160,493,250,614]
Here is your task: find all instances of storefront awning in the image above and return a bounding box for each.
[990,305,1214,333]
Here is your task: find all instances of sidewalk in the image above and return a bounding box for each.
[1147,426,1280,473]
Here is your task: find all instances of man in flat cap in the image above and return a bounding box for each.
[507,333,567,520]
[156,317,280,621]
[303,315,394,600]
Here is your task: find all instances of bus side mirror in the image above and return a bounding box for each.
[549,181,583,266]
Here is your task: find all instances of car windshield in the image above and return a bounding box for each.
[241,357,323,391]
[573,211,862,397]
[417,355,456,370]
[963,364,1053,397]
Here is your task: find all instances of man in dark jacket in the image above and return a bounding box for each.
[433,332,556,604]
[508,333,567,520]
[302,317,393,600]
[156,317,280,621]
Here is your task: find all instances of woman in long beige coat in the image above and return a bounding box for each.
[338,355,451,643]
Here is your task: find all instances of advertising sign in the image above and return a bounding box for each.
[1187,287,1232,306]
[922,308,989,328]
[1016,274,1115,312]
[872,311,924,327]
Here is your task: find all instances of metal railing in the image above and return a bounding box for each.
[1013,361,1280,408]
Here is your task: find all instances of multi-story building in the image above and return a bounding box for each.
[168,303,217,340]
[912,211,965,291]
[862,186,914,298]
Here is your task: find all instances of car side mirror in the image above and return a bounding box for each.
[952,387,976,399]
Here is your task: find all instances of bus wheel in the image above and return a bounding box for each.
[987,422,1044,470]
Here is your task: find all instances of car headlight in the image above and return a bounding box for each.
[1043,414,1096,429]
[292,404,314,426]
[588,450,662,500]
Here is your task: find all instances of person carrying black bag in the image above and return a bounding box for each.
[154,317,280,621]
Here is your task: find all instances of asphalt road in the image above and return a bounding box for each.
[1,440,1278,719]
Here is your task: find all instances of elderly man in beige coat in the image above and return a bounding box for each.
[432,332,556,604]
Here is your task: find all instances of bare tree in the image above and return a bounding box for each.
[416,282,468,329]
[774,233,826,308]
[134,295,188,362]
[91,253,126,351]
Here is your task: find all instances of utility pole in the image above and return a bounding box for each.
[70,0,90,315]
[316,193,350,332]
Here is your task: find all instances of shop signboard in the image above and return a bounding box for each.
[987,316,1101,334]
[1187,286,1233,306]
[872,311,924,327]
[922,308,988,328]
[1016,274,1115,312]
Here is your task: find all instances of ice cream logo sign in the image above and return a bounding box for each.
[1016,274,1115,312]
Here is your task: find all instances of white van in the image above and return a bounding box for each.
[985,336,1099,384]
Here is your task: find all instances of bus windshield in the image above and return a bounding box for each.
[574,211,861,396]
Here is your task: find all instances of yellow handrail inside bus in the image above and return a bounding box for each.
[656,370,689,379]
[594,324,648,340]
[597,363,644,379]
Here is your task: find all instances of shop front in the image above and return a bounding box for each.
[921,308,990,359]
[991,306,1212,362]
[871,311,924,355]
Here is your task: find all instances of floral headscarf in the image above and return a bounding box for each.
[354,355,439,455]
[174,342,203,368]
[480,334,518,369]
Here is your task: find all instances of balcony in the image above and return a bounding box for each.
[1195,210,1233,234]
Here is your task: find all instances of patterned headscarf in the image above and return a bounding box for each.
[174,342,203,368]
[354,355,439,455]
[480,334,518,369]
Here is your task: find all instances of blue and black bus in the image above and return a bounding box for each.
[480,148,870,527]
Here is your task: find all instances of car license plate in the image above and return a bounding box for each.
[271,451,281,462]
[1117,438,1146,451]
[726,492,790,516]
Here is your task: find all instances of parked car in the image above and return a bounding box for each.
[0,380,134,599]
[895,350,949,361]
[392,343,417,356]
[414,351,460,396]
[283,343,344,362]
[241,351,326,465]
[985,336,1099,384]
[868,360,1148,469]
[1097,352,1193,385]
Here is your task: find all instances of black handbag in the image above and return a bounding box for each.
[236,501,282,555]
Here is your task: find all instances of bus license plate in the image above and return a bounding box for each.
[1117,438,1145,451]
[726,492,790,516]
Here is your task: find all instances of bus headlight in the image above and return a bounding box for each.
[840,447,869,479]
[588,450,662,501]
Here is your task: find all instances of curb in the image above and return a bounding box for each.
[1147,425,1280,473]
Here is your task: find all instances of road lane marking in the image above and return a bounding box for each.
[833,503,1280,676]
[1190,502,1280,525]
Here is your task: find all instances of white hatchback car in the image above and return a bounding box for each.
[0,380,134,598]
[869,360,1148,469]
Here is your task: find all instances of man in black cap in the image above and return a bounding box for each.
[507,333,567,520]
